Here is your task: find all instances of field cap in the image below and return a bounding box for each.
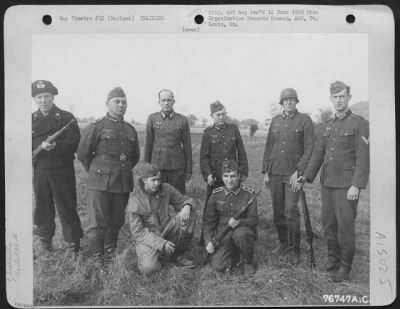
[222,159,240,174]
[107,87,126,101]
[139,161,160,178]
[210,100,225,114]
[279,88,299,104]
[32,80,58,97]
[330,81,350,95]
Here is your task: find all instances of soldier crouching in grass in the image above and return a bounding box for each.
[126,162,197,275]
[203,160,258,276]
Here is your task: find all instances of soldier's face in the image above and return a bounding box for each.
[34,92,54,114]
[143,173,161,192]
[107,97,127,118]
[212,109,227,126]
[281,98,298,113]
[158,91,175,113]
[330,89,351,113]
[222,171,240,191]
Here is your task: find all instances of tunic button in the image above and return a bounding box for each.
[331,148,334,150]
[281,150,284,153]
[329,157,333,160]
[282,141,285,144]
[97,169,100,172]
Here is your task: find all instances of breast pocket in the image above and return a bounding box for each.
[100,132,117,151]
[210,136,221,153]
[338,129,355,147]
[289,128,303,143]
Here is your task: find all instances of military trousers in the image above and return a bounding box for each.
[33,162,83,244]
[269,175,301,248]
[86,189,130,257]
[321,186,358,267]
[136,209,197,274]
[209,226,256,271]
[160,168,185,194]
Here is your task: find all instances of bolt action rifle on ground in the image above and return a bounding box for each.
[299,187,316,268]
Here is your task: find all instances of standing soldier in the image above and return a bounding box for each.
[298,81,369,282]
[203,160,258,275]
[144,89,192,194]
[32,80,83,255]
[77,87,140,266]
[262,88,314,264]
[199,101,248,245]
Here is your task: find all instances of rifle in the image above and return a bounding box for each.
[32,119,75,159]
[201,189,261,266]
[299,188,316,268]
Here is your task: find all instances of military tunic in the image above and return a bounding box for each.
[261,110,314,248]
[303,109,369,267]
[203,184,258,271]
[32,105,83,244]
[77,114,140,257]
[144,111,192,193]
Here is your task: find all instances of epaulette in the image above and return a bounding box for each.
[350,113,363,120]
[212,187,224,194]
[241,184,255,194]
[92,118,103,124]
[125,121,136,129]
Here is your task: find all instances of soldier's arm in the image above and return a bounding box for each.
[167,184,195,212]
[182,117,193,175]
[53,114,81,155]
[203,194,219,245]
[76,123,97,172]
[199,130,212,180]
[238,194,259,226]
[261,121,274,174]
[143,115,153,163]
[296,116,315,174]
[352,119,370,188]
[235,126,249,177]
[131,128,140,168]
[303,125,326,182]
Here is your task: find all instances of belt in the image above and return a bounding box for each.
[96,153,132,162]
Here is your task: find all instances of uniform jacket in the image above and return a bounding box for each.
[203,184,259,245]
[32,105,80,169]
[126,181,196,251]
[144,112,192,173]
[200,123,248,180]
[262,110,314,176]
[77,114,140,193]
[304,110,370,189]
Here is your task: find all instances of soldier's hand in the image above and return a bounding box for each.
[263,173,270,187]
[163,241,176,255]
[185,173,192,182]
[41,141,56,151]
[228,217,240,229]
[180,205,191,222]
[296,176,307,190]
[206,241,215,254]
[207,174,215,186]
[290,170,299,192]
[347,185,360,201]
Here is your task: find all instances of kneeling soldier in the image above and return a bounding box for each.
[127,162,197,275]
[203,160,259,275]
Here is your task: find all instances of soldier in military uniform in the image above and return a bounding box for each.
[203,160,258,275]
[77,87,140,266]
[298,81,370,282]
[261,88,314,264]
[32,80,83,254]
[144,89,192,194]
[199,101,248,245]
[127,162,197,274]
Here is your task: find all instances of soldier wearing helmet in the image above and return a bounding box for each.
[261,88,314,264]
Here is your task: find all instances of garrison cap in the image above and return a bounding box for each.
[137,161,160,178]
[222,159,240,174]
[330,81,350,95]
[279,88,299,104]
[107,87,126,101]
[210,100,225,114]
[32,80,58,97]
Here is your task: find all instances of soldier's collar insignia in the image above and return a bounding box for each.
[224,187,240,195]
[361,136,369,145]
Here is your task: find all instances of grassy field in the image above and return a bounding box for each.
[33,132,370,306]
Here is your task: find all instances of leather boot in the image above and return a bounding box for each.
[330,263,351,282]
[326,240,341,272]
[90,237,105,268]
[272,241,288,256]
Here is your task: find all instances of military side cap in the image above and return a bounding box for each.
[107,87,126,100]
[222,159,240,173]
[330,81,350,94]
[137,161,160,178]
[210,100,225,114]
[32,80,58,97]
[279,88,299,104]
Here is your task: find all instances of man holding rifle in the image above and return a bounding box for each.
[32,80,83,255]
[203,160,258,275]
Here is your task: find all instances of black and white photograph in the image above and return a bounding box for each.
[4,4,396,307]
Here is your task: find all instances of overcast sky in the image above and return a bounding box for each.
[32,33,368,124]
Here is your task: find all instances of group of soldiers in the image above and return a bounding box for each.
[32,79,369,283]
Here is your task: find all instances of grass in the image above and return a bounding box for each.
[33,134,370,306]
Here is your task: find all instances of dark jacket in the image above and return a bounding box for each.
[77,114,140,192]
[32,105,80,169]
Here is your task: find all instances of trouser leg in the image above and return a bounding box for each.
[48,163,83,246]
[33,168,55,248]
[231,226,256,264]
[284,182,301,251]
[209,231,235,272]
[160,169,186,194]
[269,175,288,244]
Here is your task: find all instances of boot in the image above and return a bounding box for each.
[171,255,195,268]
[286,247,300,265]
[244,263,255,275]
[272,241,288,256]
[104,230,118,265]
[330,263,351,282]
[326,240,341,272]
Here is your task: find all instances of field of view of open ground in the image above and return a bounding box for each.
[33,128,370,306]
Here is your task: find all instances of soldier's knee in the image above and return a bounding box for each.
[232,226,253,241]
